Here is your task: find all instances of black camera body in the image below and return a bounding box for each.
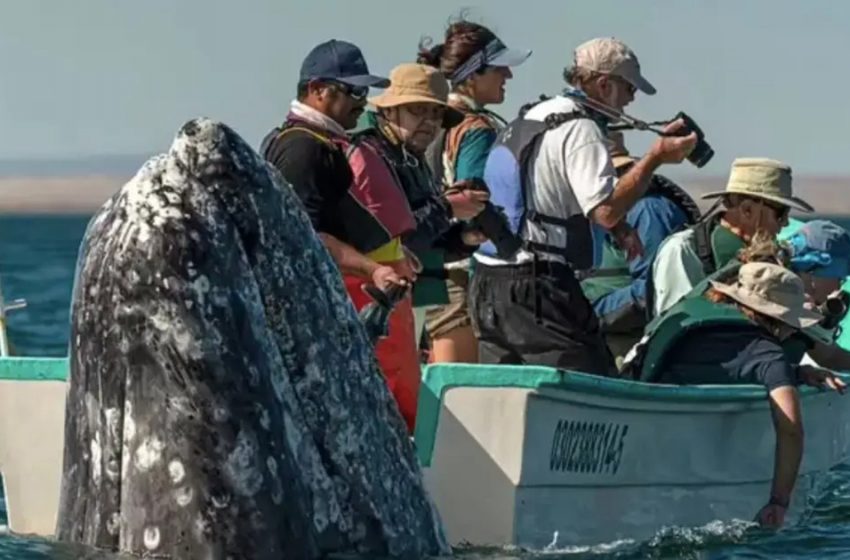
[670,111,714,168]
[818,290,850,331]
[455,178,524,259]
[359,283,410,342]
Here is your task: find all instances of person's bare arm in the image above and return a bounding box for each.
[319,233,380,278]
[589,154,663,229]
[318,233,409,289]
[756,385,803,528]
[590,120,697,230]
[807,341,850,371]
[768,386,803,504]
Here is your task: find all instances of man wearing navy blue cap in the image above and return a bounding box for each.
[261,40,412,290]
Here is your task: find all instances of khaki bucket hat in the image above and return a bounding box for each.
[709,262,825,335]
[701,157,814,213]
[368,63,464,128]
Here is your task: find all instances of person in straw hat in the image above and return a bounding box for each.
[630,261,845,528]
[344,62,490,431]
[581,132,702,366]
[650,157,815,318]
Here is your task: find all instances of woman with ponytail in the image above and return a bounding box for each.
[417,18,531,364]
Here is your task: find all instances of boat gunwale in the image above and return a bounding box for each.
[0,357,68,381]
[414,363,850,466]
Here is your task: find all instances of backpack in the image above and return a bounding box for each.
[476,106,596,267]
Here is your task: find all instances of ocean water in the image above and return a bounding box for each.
[2,213,850,559]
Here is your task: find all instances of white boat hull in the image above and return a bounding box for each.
[416,364,850,549]
[0,358,848,550]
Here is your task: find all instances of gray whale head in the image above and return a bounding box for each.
[56,117,449,559]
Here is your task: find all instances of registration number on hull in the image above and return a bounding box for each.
[549,419,629,475]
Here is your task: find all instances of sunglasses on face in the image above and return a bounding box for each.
[611,75,637,96]
[325,80,369,101]
[761,199,791,220]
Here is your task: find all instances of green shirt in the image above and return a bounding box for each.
[454,128,497,182]
[651,223,746,317]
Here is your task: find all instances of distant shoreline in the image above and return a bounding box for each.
[0,174,846,216]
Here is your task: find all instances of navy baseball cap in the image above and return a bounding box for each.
[299,39,390,88]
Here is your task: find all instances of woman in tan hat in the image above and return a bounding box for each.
[345,62,489,431]
[358,62,494,368]
[627,262,845,528]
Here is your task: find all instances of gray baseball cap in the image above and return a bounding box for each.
[573,37,656,95]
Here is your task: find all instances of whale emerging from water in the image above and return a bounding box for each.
[55,118,449,559]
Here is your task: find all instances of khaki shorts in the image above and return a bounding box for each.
[423,268,472,339]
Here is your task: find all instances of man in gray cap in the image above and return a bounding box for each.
[470,37,696,375]
[650,157,815,317]
[565,37,655,111]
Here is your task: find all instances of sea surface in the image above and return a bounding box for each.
[2,213,850,559]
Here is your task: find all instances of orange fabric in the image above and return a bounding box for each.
[443,112,493,186]
[344,259,421,433]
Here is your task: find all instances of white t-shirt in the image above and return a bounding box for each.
[475,96,615,266]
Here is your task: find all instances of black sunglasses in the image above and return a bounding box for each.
[760,199,791,220]
[325,80,369,101]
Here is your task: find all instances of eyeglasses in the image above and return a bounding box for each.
[401,104,445,122]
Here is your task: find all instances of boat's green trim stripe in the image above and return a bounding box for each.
[0,357,69,381]
[1,356,846,468]
[413,364,850,467]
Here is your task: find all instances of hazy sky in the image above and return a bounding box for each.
[0,1,848,178]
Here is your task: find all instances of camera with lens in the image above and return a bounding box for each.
[359,282,411,342]
[669,111,714,168]
[450,178,524,259]
[817,290,850,331]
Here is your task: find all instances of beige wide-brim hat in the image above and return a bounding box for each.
[368,63,464,129]
[701,157,814,213]
[709,262,825,335]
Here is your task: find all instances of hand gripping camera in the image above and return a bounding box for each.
[445,178,523,259]
[358,283,409,343]
[562,85,714,168]
[818,290,850,331]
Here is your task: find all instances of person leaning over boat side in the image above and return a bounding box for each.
[650,158,814,317]
[259,39,415,292]
[345,63,480,432]
[416,18,531,364]
[468,37,697,374]
[580,132,701,367]
[629,262,846,528]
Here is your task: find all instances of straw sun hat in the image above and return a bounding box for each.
[710,262,824,333]
[368,63,464,128]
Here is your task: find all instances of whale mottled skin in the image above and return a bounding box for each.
[56,118,449,559]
